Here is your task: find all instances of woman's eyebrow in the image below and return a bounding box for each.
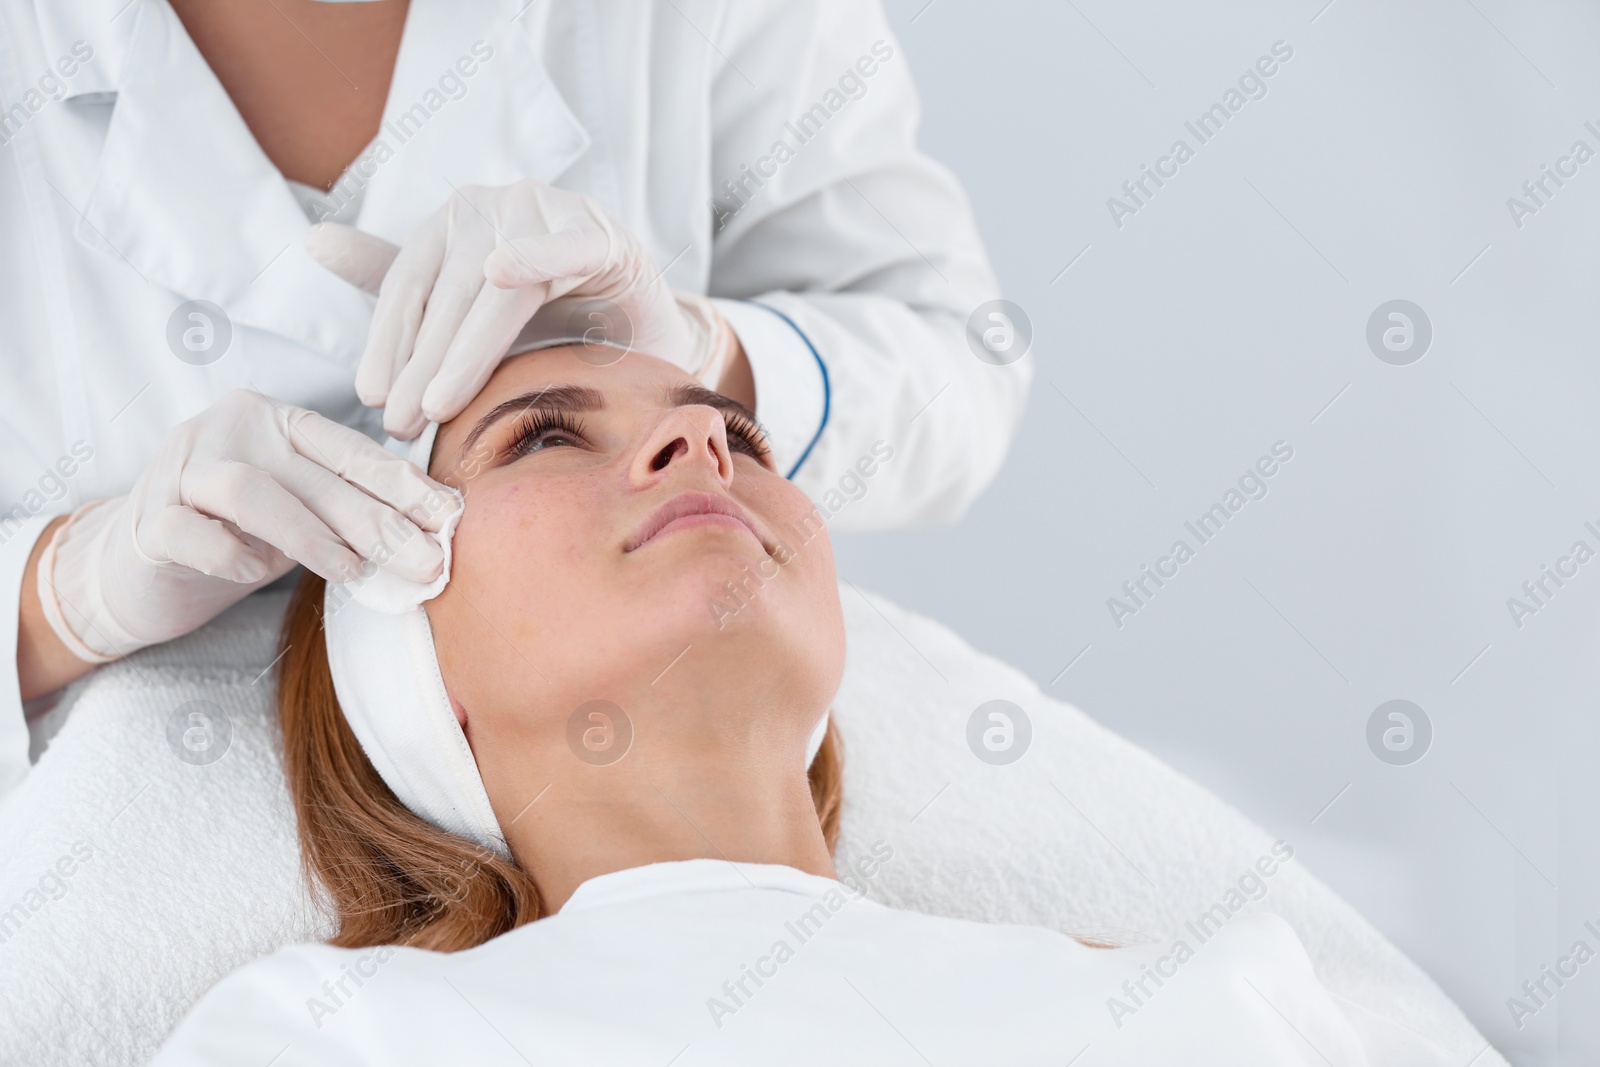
[457,384,606,459]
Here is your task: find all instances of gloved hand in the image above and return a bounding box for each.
[36,390,456,663]
[305,181,735,439]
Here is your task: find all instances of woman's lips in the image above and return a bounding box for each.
[626,491,768,553]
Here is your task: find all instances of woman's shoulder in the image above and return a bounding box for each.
[148,940,425,1066]
[1125,911,1368,1065]
[203,938,400,994]
[1192,910,1308,964]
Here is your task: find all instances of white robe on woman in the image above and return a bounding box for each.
[151,858,1367,1066]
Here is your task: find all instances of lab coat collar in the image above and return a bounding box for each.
[33,0,131,99]
[353,0,591,245]
[69,0,589,366]
[559,860,849,916]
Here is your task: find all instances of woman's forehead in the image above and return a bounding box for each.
[474,349,686,409]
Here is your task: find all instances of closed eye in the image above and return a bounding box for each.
[722,409,771,461]
[505,409,588,457]
[503,407,770,463]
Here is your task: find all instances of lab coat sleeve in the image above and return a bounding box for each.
[0,514,50,804]
[706,0,1031,529]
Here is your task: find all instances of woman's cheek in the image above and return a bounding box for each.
[448,490,526,598]
[770,487,826,561]
[464,480,595,594]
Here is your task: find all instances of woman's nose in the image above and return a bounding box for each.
[629,405,734,486]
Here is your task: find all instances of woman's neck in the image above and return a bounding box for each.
[501,750,835,913]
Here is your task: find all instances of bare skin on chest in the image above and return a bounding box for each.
[169,0,409,191]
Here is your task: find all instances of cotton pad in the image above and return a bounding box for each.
[322,418,829,859]
[343,422,459,614]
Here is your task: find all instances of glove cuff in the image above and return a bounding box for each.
[36,500,127,664]
[674,290,732,384]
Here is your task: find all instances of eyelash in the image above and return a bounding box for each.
[720,410,772,460]
[504,409,771,461]
[505,409,588,458]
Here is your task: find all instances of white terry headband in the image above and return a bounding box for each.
[322,420,830,860]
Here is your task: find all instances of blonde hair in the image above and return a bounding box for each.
[277,570,844,952]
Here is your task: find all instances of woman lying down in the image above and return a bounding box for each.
[152,346,1368,1066]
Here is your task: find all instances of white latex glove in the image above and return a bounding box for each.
[305,181,734,439]
[36,390,457,663]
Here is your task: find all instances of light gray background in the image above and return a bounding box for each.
[832,2,1600,1063]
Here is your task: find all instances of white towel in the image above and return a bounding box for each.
[0,585,1503,1066]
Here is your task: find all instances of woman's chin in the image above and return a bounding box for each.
[619,546,798,644]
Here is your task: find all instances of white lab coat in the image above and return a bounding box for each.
[0,0,1029,800]
[150,859,1368,1066]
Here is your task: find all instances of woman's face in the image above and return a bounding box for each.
[423,346,845,796]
